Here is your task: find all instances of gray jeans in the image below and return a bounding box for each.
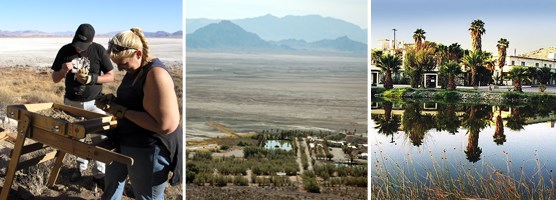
[64,98,106,178]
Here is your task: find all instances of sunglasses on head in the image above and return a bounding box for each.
[109,40,135,53]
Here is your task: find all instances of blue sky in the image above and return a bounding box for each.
[0,0,182,33]
[186,0,368,29]
[372,0,556,55]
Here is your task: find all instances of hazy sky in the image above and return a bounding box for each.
[372,0,556,55]
[1,0,182,33]
[186,0,368,29]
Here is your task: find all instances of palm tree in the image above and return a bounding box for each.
[435,44,448,65]
[402,102,435,147]
[377,53,402,89]
[448,43,464,62]
[439,61,463,90]
[497,38,509,85]
[413,29,426,49]
[537,66,552,85]
[469,19,486,51]
[508,67,529,92]
[462,50,488,87]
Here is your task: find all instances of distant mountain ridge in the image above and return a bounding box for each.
[520,47,556,60]
[187,20,366,54]
[0,30,182,38]
[187,14,367,44]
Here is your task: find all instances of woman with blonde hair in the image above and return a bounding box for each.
[96,27,182,200]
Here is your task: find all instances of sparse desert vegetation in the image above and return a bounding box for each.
[186,129,367,200]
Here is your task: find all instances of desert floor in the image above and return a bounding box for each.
[186,51,368,142]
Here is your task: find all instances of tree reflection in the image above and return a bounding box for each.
[462,105,491,163]
[493,109,506,145]
[436,103,461,134]
[506,107,526,131]
[372,101,401,143]
[402,102,435,147]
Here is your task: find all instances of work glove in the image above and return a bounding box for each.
[76,67,97,85]
[95,94,127,118]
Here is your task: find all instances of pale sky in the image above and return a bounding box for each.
[372,0,556,55]
[1,0,182,33]
[186,0,368,29]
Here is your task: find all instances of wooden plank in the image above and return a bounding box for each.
[46,151,66,187]
[30,128,133,166]
[18,142,47,155]
[0,114,30,200]
[16,151,58,171]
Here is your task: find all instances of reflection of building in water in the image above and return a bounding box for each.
[491,106,556,127]
[372,102,556,130]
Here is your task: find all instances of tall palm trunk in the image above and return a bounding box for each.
[448,75,456,90]
[513,78,522,92]
[384,71,393,89]
[384,102,392,121]
[494,110,505,145]
[471,67,478,86]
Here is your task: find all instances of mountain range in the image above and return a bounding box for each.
[186,20,366,54]
[0,30,182,38]
[187,14,367,44]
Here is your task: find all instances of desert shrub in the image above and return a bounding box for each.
[193,173,213,186]
[304,179,320,193]
[214,175,228,187]
[192,151,213,161]
[271,176,291,187]
[233,176,249,186]
[220,145,230,150]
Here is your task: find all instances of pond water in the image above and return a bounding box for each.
[264,140,293,151]
[371,99,556,187]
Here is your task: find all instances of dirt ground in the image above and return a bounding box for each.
[186,185,367,200]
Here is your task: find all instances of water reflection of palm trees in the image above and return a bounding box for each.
[436,103,461,134]
[462,105,491,163]
[372,101,401,143]
[506,107,526,131]
[402,103,435,146]
[493,109,506,145]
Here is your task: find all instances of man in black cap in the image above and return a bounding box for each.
[51,23,115,189]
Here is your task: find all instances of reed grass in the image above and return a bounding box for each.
[372,148,556,199]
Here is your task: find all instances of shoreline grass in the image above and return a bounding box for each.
[372,147,556,199]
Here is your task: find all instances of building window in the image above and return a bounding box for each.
[511,61,515,65]
[545,64,547,67]
[536,63,539,67]
[521,62,525,66]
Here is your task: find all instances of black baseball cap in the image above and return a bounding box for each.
[72,23,95,50]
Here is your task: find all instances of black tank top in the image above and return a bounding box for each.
[114,58,181,149]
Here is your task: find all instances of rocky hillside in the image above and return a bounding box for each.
[520,47,556,60]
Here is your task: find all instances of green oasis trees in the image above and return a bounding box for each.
[508,67,530,92]
[439,61,463,90]
[376,53,402,89]
[404,43,436,88]
[462,50,492,86]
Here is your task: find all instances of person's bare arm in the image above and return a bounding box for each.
[122,67,179,134]
[96,69,115,84]
[52,62,72,83]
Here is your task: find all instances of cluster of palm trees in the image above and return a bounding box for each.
[372,19,552,92]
